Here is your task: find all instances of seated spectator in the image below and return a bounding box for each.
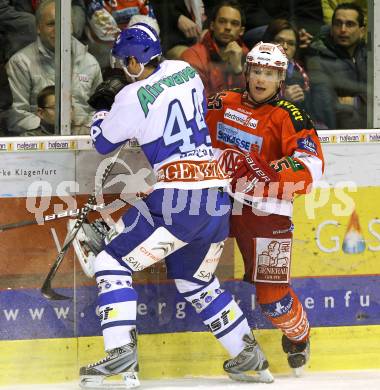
[306,2,367,129]
[23,85,58,136]
[0,35,12,136]
[128,13,159,34]
[241,0,324,50]
[151,0,205,59]
[6,0,102,135]
[71,0,87,40]
[12,0,86,41]
[0,0,36,136]
[0,0,37,59]
[86,0,153,32]
[84,0,156,70]
[181,0,247,97]
[262,19,313,115]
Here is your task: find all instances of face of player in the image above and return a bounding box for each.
[247,65,281,103]
[210,6,244,47]
[38,2,56,51]
[331,9,365,51]
[273,29,297,60]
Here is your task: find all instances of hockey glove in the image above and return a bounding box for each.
[230,150,280,193]
[88,76,127,111]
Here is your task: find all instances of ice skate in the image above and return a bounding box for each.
[79,331,140,389]
[282,335,310,377]
[223,333,274,383]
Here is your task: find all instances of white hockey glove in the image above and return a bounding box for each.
[69,218,111,277]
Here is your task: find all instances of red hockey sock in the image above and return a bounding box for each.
[256,283,310,342]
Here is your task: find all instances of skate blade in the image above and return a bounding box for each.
[80,372,140,389]
[228,368,274,383]
[292,367,304,377]
[122,372,141,388]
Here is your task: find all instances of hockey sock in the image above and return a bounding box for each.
[175,277,251,357]
[256,284,310,342]
[95,251,138,351]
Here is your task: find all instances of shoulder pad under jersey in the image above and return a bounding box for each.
[274,99,315,132]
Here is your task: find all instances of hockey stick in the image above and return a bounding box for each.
[40,146,125,300]
[0,204,106,233]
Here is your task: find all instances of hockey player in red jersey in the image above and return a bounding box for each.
[206,41,325,374]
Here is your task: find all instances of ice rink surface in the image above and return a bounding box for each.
[1,370,380,390]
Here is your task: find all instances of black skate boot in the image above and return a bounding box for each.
[79,330,139,389]
[223,333,274,383]
[282,335,310,377]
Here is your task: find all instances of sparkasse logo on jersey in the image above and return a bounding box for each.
[224,108,258,130]
[217,122,263,152]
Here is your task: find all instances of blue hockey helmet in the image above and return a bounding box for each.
[112,23,162,66]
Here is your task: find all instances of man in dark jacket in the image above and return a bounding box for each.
[181,0,248,97]
[150,0,203,59]
[307,2,367,129]
[0,34,12,136]
[0,0,37,135]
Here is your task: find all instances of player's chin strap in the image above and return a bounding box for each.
[122,63,145,83]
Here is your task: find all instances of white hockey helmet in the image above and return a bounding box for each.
[245,41,288,81]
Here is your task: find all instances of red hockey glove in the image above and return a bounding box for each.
[230,150,280,193]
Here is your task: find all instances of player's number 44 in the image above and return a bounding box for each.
[163,89,210,152]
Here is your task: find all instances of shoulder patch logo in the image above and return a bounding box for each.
[297,136,317,155]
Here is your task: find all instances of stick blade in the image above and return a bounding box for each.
[41,283,71,300]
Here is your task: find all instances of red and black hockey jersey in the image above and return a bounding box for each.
[206,90,325,216]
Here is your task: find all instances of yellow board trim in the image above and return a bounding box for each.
[1,326,379,385]
[234,187,380,279]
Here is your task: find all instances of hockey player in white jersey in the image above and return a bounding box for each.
[79,23,273,388]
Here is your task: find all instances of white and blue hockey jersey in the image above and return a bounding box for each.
[91,60,228,190]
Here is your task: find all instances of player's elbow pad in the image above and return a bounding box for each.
[94,136,124,155]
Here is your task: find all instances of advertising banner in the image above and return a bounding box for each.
[0,137,379,343]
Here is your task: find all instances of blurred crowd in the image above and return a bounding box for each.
[0,0,369,136]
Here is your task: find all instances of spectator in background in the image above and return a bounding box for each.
[71,0,87,40]
[128,13,159,33]
[6,0,102,135]
[321,0,367,26]
[306,2,367,129]
[0,35,12,136]
[181,0,247,97]
[23,85,60,136]
[0,0,37,136]
[11,0,86,40]
[262,19,313,115]
[240,0,324,50]
[151,0,205,59]
[84,0,156,70]
[0,0,37,59]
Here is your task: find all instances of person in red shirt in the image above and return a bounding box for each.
[181,0,248,97]
[206,41,324,374]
